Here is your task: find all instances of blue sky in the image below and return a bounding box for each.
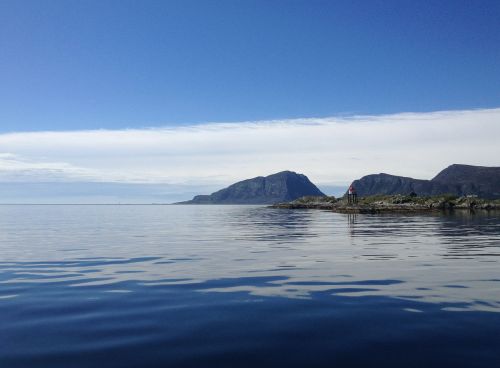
[1,1,499,203]
[1,0,499,132]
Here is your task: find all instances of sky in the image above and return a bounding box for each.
[0,1,499,203]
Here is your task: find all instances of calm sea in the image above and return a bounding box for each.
[1,205,500,367]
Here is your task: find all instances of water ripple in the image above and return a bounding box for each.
[1,205,500,367]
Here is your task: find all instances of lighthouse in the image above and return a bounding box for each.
[348,184,358,204]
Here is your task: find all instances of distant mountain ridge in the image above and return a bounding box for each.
[178,171,325,204]
[350,164,500,199]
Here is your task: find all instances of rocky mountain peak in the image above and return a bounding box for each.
[178,171,325,204]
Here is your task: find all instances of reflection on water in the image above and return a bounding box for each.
[2,206,497,309]
[1,205,500,367]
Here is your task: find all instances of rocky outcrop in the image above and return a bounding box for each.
[348,164,500,199]
[271,194,500,213]
[178,171,325,204]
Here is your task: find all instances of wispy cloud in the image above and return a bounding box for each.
[1,108,499,191]
[0,153,96,182]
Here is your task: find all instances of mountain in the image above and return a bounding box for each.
[349,164,500,199]
[349,173,450,197]
[431,164,500,198]
[178,171,325,204]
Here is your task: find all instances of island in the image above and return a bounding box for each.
[350,164,500,199]
[176,171,325,204]
[271,164,500,213]
[271,194,500,213]
[177,163,500,210]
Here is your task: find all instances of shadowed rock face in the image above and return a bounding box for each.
[179,171,325,204]
[349,173,450,197]
[349,164,500,199]
[432,164,500,198]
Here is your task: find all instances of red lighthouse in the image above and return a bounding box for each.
[348,185,355,195]
[348,184,357,204]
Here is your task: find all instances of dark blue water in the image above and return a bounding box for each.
[1,205,500,367]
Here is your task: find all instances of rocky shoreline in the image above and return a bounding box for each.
[271,194,500,214]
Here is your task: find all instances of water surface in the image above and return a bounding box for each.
[1,205,500,367]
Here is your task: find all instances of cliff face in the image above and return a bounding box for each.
[349,173,450,197]
[179,171,325,204]
[431,164,500,199]
[349,164,500,199]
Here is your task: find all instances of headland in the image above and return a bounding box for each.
[271,194,500,213]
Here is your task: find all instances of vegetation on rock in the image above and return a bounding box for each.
[272,194,500,213]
